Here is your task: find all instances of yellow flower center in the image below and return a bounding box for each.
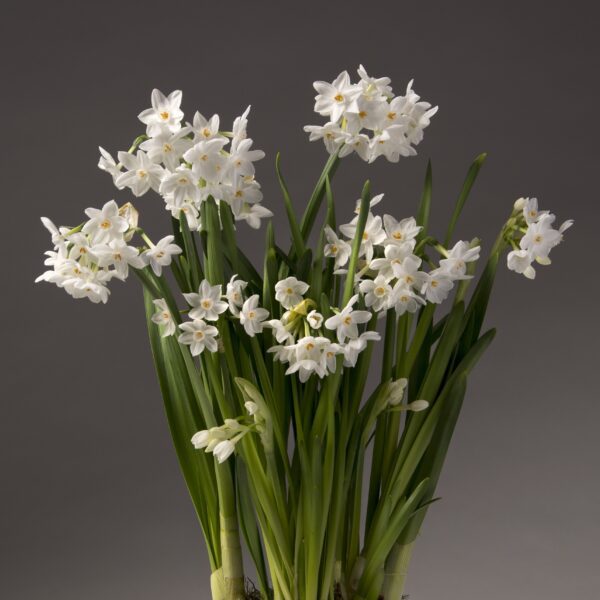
[160,111,170,120]
[100,220,111,229]
[334,93,344,102]
[343,316,352,325]
[202,300,212,309]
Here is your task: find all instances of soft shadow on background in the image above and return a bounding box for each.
[3,1,599,598]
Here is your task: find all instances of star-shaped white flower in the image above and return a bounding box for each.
[144,235,182,276]
[116,151,164,197]
[178,319,219,356]
[275,277,309,309]
[185,280,228,321]
[82,200,129,245]
[324,294,372,343]
[138,89,184,136]
[239,295,269,336]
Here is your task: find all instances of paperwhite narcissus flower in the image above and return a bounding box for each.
[93,238,145,279]
[159,167,201,205]
[406,400,430,412]
[138,89,184,136]
[275,277,310,309]
[391,284,426,316]
[324,226,352,269]
[357,64,393,99]
[265,319,295,344]
[98,147,124,188]
[439,241,481,279]
[285,337,335,382]
[82,200,129,244]
[325,295,372,343]
[303,123,345,154]
[235,203,274,229]
[421,269,455,304]
[313,70,362,123]
[390,254,427,290]
[178,319,219,356]
[521,197,549,225]
[507,249,536,279]
[307,310,324,330]
[359,276,393,312]
[339,213,386,262]
[226,275,248,315]
[228,138,266,177]
[342,331,381,368]
[353,193,384,215]
[140,130,192,171]
[145,235,182,276]
[231,106,251,150]
[189,111,222,142]
[239,295,269,336]
[520,214,564,261]
[184,138,229,182]
[213,440,236,463]
[116,150,164,197]
[151,298,176,337]
[185,280,229,321]
[382,215,421,246]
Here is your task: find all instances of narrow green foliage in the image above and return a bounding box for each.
[444,152,487,246]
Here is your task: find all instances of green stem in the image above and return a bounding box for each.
[382,542,414,600]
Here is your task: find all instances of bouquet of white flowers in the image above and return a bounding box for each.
[36,66,572,600]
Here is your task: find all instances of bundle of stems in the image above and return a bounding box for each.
[138,151,503,600]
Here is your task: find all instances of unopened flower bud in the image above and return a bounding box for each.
[388,378,408,406]
[407,399,429,412]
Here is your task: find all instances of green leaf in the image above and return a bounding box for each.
[342,180,370,306]
[300,150,340,242]
[275,152,306,259]
[416,160,432,235]
[444,152,487,247]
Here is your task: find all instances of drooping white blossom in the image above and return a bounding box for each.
[226,275,248,315]
[151,298,176,337]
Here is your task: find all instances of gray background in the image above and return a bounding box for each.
[3,1,599,598]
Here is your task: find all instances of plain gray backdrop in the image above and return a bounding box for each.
[3,1,599,598]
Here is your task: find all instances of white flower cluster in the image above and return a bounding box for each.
[325,194,481,314]
[267,277,381,382]
[99,89,272,230]
[191,399,263,463]
[507,197,573,279]
[172,276,271,356]
[304,65,438,163]
[36,200,181,303]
